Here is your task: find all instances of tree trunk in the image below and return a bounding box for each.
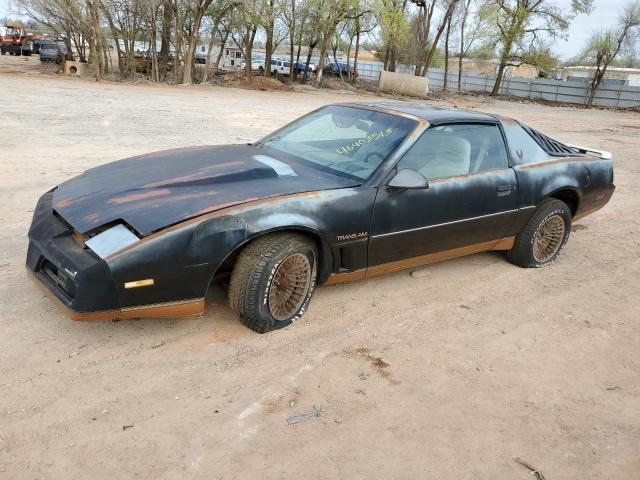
[111,32,125,77]
[353,16,361,84]
[63,31,73,60]
[182,12,204,84]
[587,64,606,108]
[86,0,103,79]
[314,37,329,86]
[421,0,459,77]
[458,0,470,91]
[159,1,173,80]
[293,11,305,81]
[202,20,220,83]
[443,14,451,91]
[244,26,256,76]
[213,30,228,74]
[288,0,296,81]
[388,46,396,72]
[345,35,354,81]
[302,42,315,84]
[491,41,513,96]
[264,0,275,76]
[332,42,343,82]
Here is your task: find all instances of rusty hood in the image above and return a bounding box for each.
[52,144,359,235]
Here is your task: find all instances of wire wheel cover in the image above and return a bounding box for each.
[268,253,312,321]
[533,214,566,263]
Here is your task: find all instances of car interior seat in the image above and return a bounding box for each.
[416,130,471,179]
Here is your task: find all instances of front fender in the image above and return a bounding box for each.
[107,187,375,308]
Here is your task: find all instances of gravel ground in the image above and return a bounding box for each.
[1,55,639,479]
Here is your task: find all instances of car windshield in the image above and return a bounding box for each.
[257,106,417,180]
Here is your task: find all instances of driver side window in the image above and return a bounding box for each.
[398,123,509,180]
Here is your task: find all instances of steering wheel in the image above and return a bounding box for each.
[364,151,385,164]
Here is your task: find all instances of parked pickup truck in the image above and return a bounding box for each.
[39,40,73,64]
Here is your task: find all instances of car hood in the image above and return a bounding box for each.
[52,144,359,235]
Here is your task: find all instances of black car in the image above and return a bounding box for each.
[26,103,614,333]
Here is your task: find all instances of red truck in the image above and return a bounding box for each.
[1,23,47,56]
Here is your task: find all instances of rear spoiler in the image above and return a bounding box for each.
[565,144,612,159]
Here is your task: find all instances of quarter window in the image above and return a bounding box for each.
[502,121,549,164]
[398,123,509,180]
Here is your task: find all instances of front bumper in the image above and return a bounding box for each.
[26,191,204,320]
[27,191,121,314]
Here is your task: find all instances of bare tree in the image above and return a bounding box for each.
[410,0,459,77]
[310,0,355,85]
[280,0,298,79]
[177,0,220,84]
[581,1,640,108]
[230,0,263,76]
[202,2,235,81]
[19,0,95,65]
[101,0,145,78]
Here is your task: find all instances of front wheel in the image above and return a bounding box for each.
[508,198,572,268]
[229,233,317,333]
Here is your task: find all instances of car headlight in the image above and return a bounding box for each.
[85,224,140,259]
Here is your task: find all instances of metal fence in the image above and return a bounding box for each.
[355,61,640,108]
[356,60,411,80]
[427,68,640,108]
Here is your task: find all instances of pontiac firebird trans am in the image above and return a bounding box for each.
[27,103,615,333]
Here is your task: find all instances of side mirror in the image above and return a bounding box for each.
[388,169,429,189]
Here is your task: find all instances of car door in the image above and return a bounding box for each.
[368,122,519,267]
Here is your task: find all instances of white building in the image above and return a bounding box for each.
[194,44,244,69]
[562,66,640,87]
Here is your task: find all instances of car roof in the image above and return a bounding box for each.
[337,102,499,125]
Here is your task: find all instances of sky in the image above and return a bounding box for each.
[0,0,631,61]
[552,0,630,59]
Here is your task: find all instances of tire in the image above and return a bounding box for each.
[229,233,317,333]
[507,198,572,268]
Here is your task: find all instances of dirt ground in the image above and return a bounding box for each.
[1,55,639,480]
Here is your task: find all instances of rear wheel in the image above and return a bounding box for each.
[229,233,317,333]
[508,198,572,268]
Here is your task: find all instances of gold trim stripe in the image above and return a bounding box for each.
[326,237,515,285]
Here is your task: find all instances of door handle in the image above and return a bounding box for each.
[497,185,515,195]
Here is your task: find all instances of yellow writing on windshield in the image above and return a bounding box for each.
[336,128,393,154]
